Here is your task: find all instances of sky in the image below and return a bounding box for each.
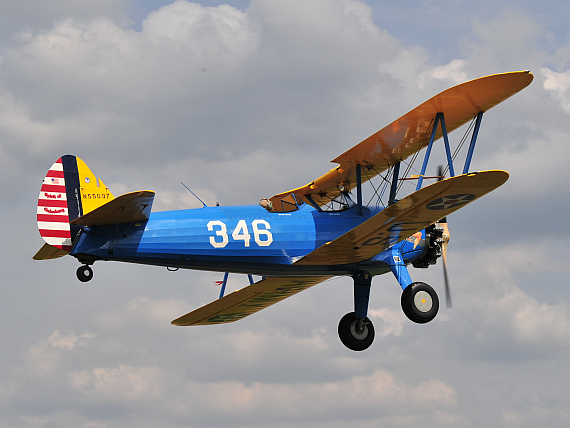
[1,0,570,427]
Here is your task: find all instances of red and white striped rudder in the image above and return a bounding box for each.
[37,157,73,251]
[35,155,114,259]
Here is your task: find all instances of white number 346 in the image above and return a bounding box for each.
[207,220,273,248]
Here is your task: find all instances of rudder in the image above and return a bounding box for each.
[36,155,114,255]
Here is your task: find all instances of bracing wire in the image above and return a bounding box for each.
[441,116,476,177]
[350,114,478,209]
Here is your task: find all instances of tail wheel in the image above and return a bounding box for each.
[76,265,93,282]
[338,312,375,351]
[401,282,439,323]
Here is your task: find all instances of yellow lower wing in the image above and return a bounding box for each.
[297,170,508,266]
[171,276,331,326]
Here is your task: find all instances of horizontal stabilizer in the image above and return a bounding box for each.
[172,275,331,326]
[71,191,155,227]
[33,243,70,260]
[297,170,509,265]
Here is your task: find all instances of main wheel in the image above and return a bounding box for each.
[338,312,375,351]
[76,265,93,282]
[401,282,439,323]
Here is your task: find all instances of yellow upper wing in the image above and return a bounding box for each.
[269,71,532,211]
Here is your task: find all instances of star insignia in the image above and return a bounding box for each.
[426,193,476,210]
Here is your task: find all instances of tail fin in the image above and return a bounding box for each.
[35,155,114,257]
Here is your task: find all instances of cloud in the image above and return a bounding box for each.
[166,370,456,424]
[48,330,97,350]
[368,307,405,337]
[3,1,570,428]
[443,243,570,360]
[67,364,165,401]
[542,67,570,113]
[418,59,468,88]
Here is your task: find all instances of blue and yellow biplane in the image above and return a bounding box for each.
[35,71,533,351]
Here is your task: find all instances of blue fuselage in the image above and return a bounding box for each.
[71,204,428,276]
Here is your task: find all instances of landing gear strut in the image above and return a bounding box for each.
[338,272,375,351]
[76,265,93,282]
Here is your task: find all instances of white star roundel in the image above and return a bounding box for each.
[426,193,476,210]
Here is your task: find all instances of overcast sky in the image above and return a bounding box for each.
[2,1,570,427]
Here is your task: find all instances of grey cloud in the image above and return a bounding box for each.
[2,1,570,427]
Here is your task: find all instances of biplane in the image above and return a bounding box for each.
[35,71,533,351]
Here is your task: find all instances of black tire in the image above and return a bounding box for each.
[338,312,375,351]
[76,265,93,282]
[401,282,439,323]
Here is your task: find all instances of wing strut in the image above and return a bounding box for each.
[356,164,363,215]
[218,273,255,299]
[417,111,486,190]
[440,113,455,178]
[218,272,229,298]
[416,113,458,190]
[388,161,401,205]
[463,111,484,174]
[416,114,441,190]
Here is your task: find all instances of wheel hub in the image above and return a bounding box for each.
[350,319,369,339]
[414,290,433,312]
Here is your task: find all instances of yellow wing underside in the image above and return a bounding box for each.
[172,276,332,326]
[269,71,532,212]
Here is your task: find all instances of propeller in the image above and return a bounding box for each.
[437,165,452,308]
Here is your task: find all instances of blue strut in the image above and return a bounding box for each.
[353,272,372,319]
[379,247,413,290]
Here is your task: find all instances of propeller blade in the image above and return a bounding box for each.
[436,165,452,308]
[439,220,452,308]
[437,164,445,182]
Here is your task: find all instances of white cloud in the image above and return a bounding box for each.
[542,67,570,113]
[418,59,468,89]
[67,364,165,401]
[3,1,570,428]
[47,330,96,350]
[369,307,405,337]
[25,330,96,377]
[448,244,570,357]
[166,370,456,422]
[94,296,191,329]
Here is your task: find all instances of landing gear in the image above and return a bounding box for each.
[401,281,439,323]
[338,272,375,351]
[76,265,93,282]
[338,312,375,351]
